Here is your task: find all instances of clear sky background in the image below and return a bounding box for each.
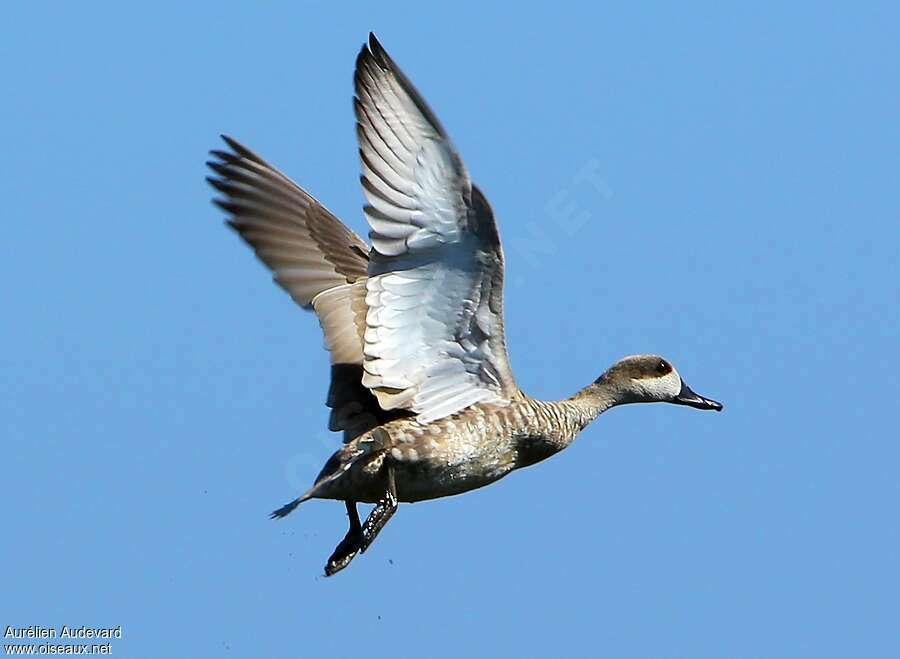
[3,1,898,657]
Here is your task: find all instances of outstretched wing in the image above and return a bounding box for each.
[207,136,409,439]
[355,35,517,423]
[208,136,369,310]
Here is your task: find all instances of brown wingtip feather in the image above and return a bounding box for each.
[219,134,241,152]
[218,135,267,165]
[368,32,386,60]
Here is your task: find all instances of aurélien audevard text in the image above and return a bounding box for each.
[5,626,122,640]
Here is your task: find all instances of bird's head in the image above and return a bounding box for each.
[596,355,723,411]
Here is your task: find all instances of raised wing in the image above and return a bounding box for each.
[208,136,368,308]
[207,137,409,439]
[355,34,517,423]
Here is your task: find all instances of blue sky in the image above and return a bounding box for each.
[3,1,898,657]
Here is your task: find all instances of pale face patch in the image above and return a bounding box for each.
[602,355,685,403]
[632,369,682,402]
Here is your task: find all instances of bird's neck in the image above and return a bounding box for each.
[567,378,626,421]
[531,380,626,452]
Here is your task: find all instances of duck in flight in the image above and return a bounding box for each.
[208,33,723,576]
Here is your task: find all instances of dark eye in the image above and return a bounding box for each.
[656,360,671,374]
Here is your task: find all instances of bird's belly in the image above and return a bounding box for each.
[393,457,512,502]
[315,411,528,504]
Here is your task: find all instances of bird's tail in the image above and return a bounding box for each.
[269,444,368,520]
[269,494,312,519]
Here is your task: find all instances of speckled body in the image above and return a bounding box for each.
[312,394,606,503]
